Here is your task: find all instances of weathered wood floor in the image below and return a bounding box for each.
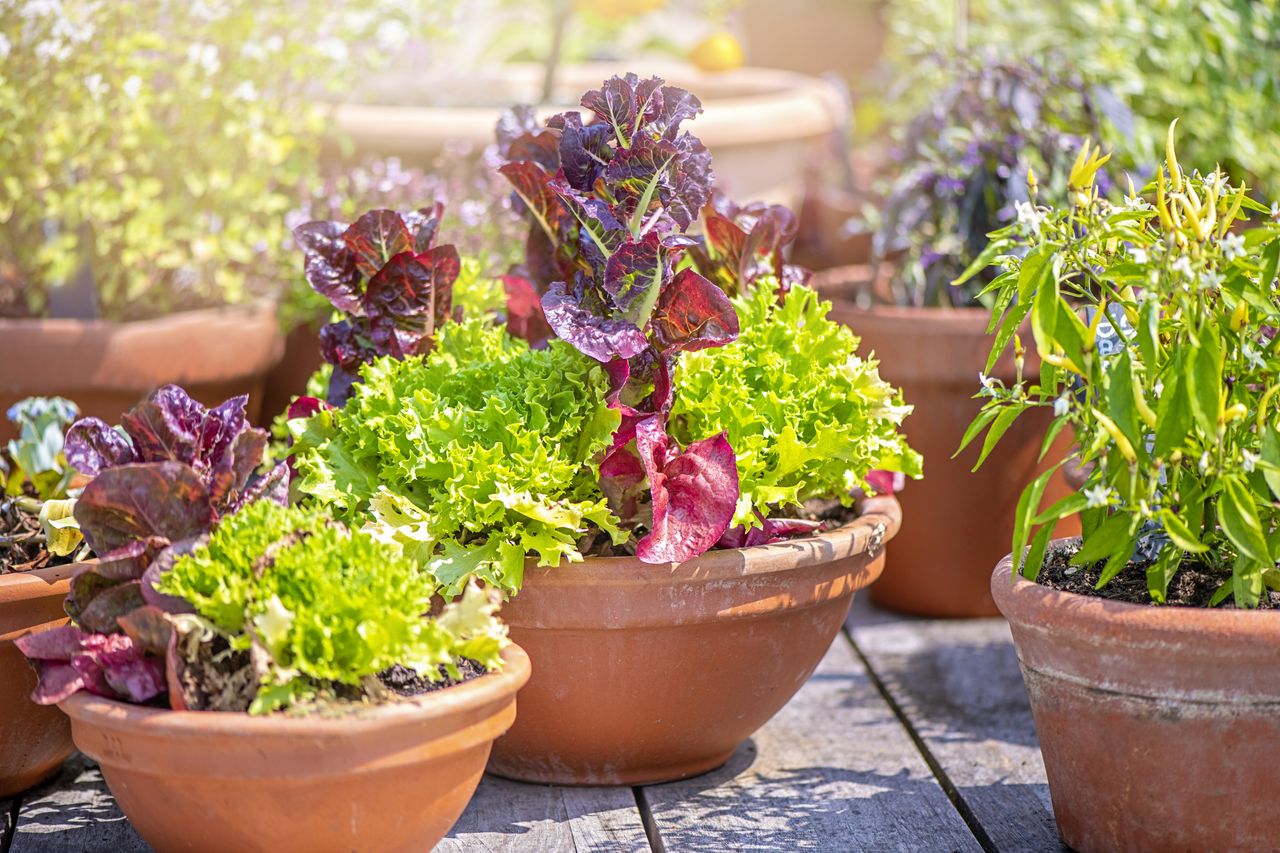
[2,596,1066,852]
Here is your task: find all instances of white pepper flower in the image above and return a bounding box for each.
[1221,232,1246,262]
[1084,484,1113,509]
[1242,450,1260,473]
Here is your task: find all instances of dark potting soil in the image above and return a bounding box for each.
[0,494,61,574]
[378,659,487,697]
[1038,538,1280,609]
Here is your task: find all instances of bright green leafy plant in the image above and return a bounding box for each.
[289,318,623,597]
[1,397,84,565]
[670,283,921,532]
[966,124,1280,606]
[158,500,507,714]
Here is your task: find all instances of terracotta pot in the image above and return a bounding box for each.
[488,495,900,786]
[258,322,324,426]
[331,62,845,208]
[60,644,530,853]
[0,563,75,798]
[0,303,285,443]
[818,287,1078,617]
[992,554,1280,852]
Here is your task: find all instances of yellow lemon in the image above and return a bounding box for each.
[690,31,744,73]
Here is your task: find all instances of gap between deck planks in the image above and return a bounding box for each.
[8,596,1063,852]
[845,595,1065,853]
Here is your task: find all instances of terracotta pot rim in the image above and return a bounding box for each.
[0,300,278,334]
[58,644,531,736]
[333,62,845,150]
[520,494,900,586]
[992,548,1280,643]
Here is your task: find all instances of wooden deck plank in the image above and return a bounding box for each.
[9,756,649,853]
[9,755,149,853]
[434,777,649,852]
[846,596,1063,853]
[640,627,982,853]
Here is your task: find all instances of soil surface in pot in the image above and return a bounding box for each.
[0,494,76,574]
[174,633,490,712]
[1038,538,1280,609]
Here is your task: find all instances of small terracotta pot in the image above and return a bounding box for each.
[488,495,900,786]
[0,303,284,442]
[992,554,1280,852]
[61,644,530,853]
[819,287,1078,617]
[0,563,75,797]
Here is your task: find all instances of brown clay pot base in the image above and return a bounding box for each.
[0,563,75,798]
[490,496,900,786]
[1037,538,1280,609]
[62,645,531,853]
[993,550,1280,852]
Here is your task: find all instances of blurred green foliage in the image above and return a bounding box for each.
[883,0,1280,192]
[0,1,440,321]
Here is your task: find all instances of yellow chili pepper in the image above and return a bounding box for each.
[1156,167,1175,231]
[1093,408,1137,462]
[1166,119,1183,192]
[1257,384,1280,433]
[1085,300,1107,351]
[1224,403,1248,423]
[1220,186,1246,239]
[1230,299,1249,331]
[1133,377,1158,429]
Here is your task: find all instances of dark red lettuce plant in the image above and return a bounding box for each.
[294,207,461,405]
[495,73,742,562]
[16,386,286,705]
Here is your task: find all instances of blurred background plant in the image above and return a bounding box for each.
[0,0,444,321]
[880,0,1280,194]
[872,56,1116,307]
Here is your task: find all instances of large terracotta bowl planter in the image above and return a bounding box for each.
[60,644,529,853]
[0,303,284,443]
[332,62,844,208]
[0,564,75,797]
[488,495,900,786]
[819,282,1077,617]
[992,555,1280,852]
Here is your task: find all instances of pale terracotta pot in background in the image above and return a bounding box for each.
[61,644,530,853]
[0,302,284,443]
[331,62,845,210]
[818,273,1077,618]
[488,495,900,786]
[992,555,1280,852]
[0,563,74,798]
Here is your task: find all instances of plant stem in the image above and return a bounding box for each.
[540,0,572,105]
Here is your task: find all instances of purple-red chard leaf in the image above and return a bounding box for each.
[502,274,554,347]
[651,269,739,353]
[402,203,446,254]
[633,416,738,563]
[73,462,214,555]
[542,279,649,363]
[580,73,664,147]
[65,418,136,476]
[604,233,666,325]
[343,210,413,278]
[294,220,363,314]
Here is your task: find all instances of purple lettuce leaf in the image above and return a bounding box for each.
[15,625,86,661]
[77,580,147,635]
[541,278,648,363]
[650,269,740,353]
[557,112,614,192]
[363,248,461,358]
[294,220,363,314]
[717,515,823,549]
[604,233,666,325]
[64,418,137,477]
[601,137,679,225]
[402,203,446,254]
[499,161,566,243]
[18,627,165,705]
[73,462,215,556]
[501,274,554,347]
[580,73,664,148]
[632,416,738,563]
[604,347,672,417]
[342,209,414,278]
[117,605,177,656]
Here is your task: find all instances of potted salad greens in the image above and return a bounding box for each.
[814,56,1110,616]
[970,127,1280,851]
[287,73,920,785]
[0,397,86,797]
[17,386,526,851]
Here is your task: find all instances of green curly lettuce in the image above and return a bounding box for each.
[160,500,507,714]
[290,318,624,596]
[670,284,922,529]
